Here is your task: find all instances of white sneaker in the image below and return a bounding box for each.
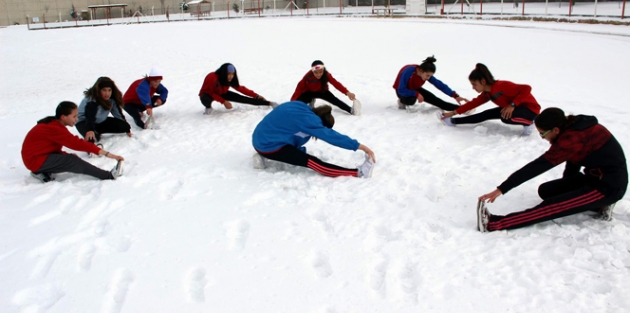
[521,124,535,137]
[252,153,267,169]
[477,200,490,233]
[270,102,279,109]
[437,112,455,127]
[357,155,375,178]
[143,115,155,129]
[204,108,213,115]
[110,160,124,179]
[351,99,362,116]
[30,172,55,183]
[600,203,616,221]
[397,100,406,110]
[309,99,316,109]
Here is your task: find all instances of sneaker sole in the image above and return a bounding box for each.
[115,160,124,177]
[352,99,362,116]
[476,200,487,233]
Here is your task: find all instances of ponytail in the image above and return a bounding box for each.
[313,105,335,128]
[418,55,437,73]
[468,63,496,85]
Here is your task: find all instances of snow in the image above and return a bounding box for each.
[1,16,630,312]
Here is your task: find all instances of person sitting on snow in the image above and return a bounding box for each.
[122,67,168,129]
[21,101,124,183]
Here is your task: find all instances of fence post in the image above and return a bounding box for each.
[568,0,573,16]
[307,0,309,15]
[258,0,261,17]
[622,0,626,19]
[460,0,463,14]
[228,2,231,18]
[43,14,46,29]
[521,0,525,16]
[167,5,170,22]
[26,16,30,30]
[339,0,342,15]
[480,0,483,15]
[441,0,445,14]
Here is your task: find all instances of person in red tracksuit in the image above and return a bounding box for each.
[439,63,541,136]
[199,63,276,115]
[291,60,359,115]
[476,108,627,232]
[123,67,169,129]
[21,101,125,183]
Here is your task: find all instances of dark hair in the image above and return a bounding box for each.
[311,60,329,90]
[313,105,334,128]
[534,107,576,132]
[38,101,77,124]
[83,77,124,110]
[468,63,496,85]
[417,55,437,73]
[216,63,240,87]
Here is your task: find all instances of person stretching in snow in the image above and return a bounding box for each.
[476,108,627,232]
[394,55,469,112]
[21,101,124,183]
[439,63,540,136]
[291,60,360,115]
[76,77,132,145]
[123,67,169,129]
[199,63,277,115]
[252,101,375,178]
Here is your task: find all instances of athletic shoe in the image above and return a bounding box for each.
[30,172,55,183]
[600,203,616,221]
[351,99,362,116]
[270,102,279,109]
[110,160,124,179]
[204,108,213,115]
[477,200,490,233]
[90,143,104,158]
[437,112,455,127]
[521,124,535,137]
[309,99,316,109]
[252,153,267,169]
[397,100,406,110]
[143,115,155,129]
[357,155,375,178]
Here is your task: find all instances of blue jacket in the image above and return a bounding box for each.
[252,101,360,153]
[394,65,458,98]
[77,97,126,131]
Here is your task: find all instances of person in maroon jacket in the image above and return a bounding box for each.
[199,63,276,115]
[291,60,359,115]
[476,108,627,232]
[21,101,125,183]
[123,67,168,129]
[439,63,541,136]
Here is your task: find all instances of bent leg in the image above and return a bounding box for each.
[95,118,131,136]
[396,91,417,106]
[500,106,537,126]
[36,153,113,180]
[418,88,459,111]
[123,103,146,128]
[200,94,214,108]
[538,175,589,200]
[259,145,358,177]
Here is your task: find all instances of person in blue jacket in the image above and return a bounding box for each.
[393,56,469,111]
[252,101,376,178]
[76,77,132,144]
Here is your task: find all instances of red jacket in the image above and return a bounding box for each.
[198,72,258,104]
[455,80,541,115]
[291,71,349,101]
[21,120,100,172]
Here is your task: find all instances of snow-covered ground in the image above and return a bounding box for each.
[1,17,630,313]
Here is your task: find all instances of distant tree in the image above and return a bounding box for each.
[232,3,240,12]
